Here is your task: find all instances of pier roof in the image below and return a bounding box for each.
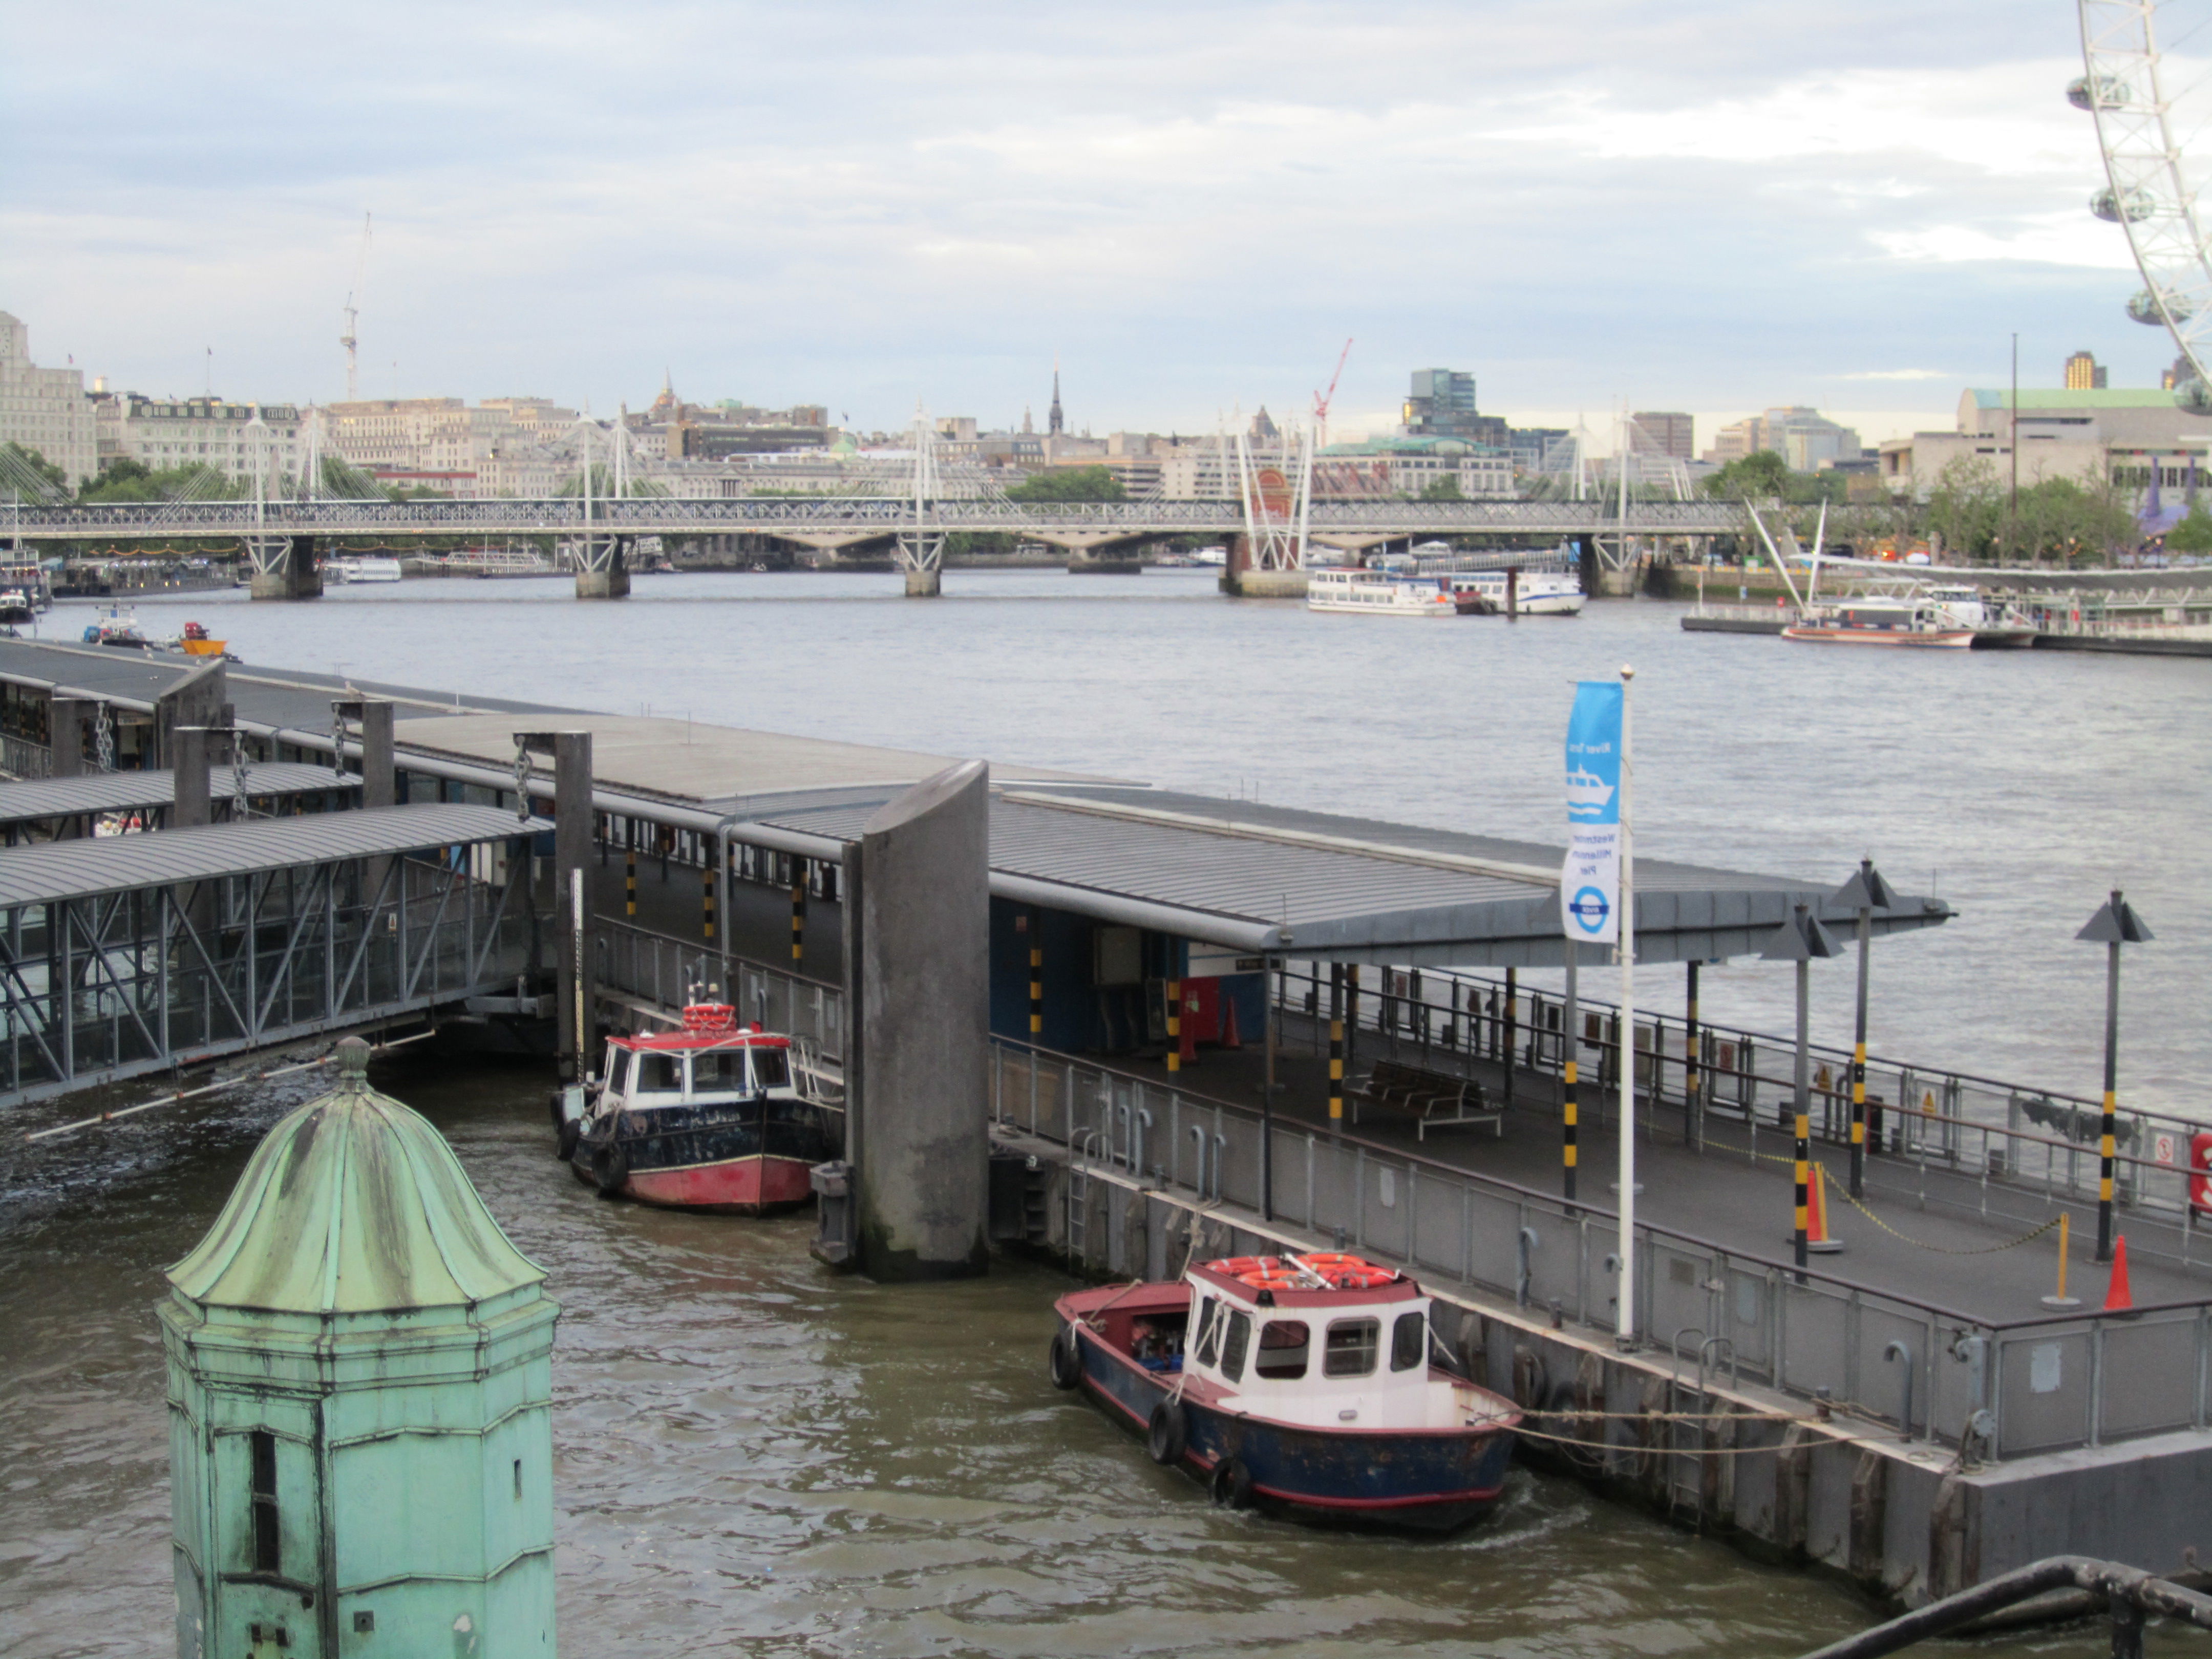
[0,763,354,830]
[0,803,546,908]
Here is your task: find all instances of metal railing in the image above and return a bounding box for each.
[1272,960,2212,1251]
[0,733,52,780]
[591,914,842,1060]
[987,1034,2212,1461]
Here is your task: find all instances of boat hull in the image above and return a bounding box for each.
[1061,1316,1514,1532]
[1781,625,1973,648]
[572,1095,840,1215]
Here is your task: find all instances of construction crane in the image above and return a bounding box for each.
[1312,337,1353,449]
[339,212,372,401]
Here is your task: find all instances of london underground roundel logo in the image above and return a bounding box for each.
[1569,886,1610,934]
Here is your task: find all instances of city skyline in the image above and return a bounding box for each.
[1,3,2199,443]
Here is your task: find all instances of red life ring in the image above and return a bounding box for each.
[1295,1251,1364,1269]
[1325,1266,1398,1290]
[1239,1271,1301,1290]
[1206,1256,1279,1277]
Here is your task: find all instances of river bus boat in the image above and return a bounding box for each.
[1050,1252,1521,1531]
[1443,569,1586,616]
[1782,580,1973,648]
[325,555,405,583]
[1307,567,1485,616]
[81,606,150,648]
[555,1001,843,1213]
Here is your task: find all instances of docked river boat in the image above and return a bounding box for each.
[554,1002,842,1213]
[1782,593,1973,648]
[1443,569,1586,616]
[1307,566,1485,616]
[1050,1252,1521,1530]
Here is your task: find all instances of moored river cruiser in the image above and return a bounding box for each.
[1307,567,1484,615]
[1050,1252,1521,1530]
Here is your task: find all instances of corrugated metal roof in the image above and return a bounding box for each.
[0,803,547,908]
[0,763,355,827]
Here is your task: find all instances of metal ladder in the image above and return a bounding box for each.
[1068,1131,1101,1270]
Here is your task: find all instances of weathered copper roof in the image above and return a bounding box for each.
[167,1041,543,1314]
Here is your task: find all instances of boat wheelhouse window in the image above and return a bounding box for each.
[1254,1320,1310,1380]
[636,1053,683,1092]
[1323,1318,1379,1378]
[1391,1311,1426,1373]
[1219,1310,1252,1384]
[604,1048,633,1094]
[691,1050,752,1092]
[1193,1298,1222,1367]
[751,1048,791,1090]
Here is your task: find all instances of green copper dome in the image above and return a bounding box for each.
[167,1039,544,1314]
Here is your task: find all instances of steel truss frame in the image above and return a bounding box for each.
[0,846,537,1105]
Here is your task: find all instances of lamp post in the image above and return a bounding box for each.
[1830,859,1896,1199]
[2076,890,2154,1263]
[1762,902,1841,1278]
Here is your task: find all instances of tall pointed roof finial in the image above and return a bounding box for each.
[1048,355,1064,437]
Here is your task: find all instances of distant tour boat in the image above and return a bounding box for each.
[1050,1252,1521,1531]
[1443,569,1586,615]
[1307,567,1482,616]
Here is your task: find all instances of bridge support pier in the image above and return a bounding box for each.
[248,535,322,602]
[575,535,630,600]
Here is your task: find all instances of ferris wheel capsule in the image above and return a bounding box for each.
[2128,288,2196,325]
[2177,378,2212,416]
[2067,72,2131,112]
[2092,185,2158,224]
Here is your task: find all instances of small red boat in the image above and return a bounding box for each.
[555,1002,842,1214]
[1051,1252,1522,1531]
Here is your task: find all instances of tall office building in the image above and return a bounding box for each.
[1630,411,1694,461]
[0,311,97,484]
[1401,368,1506,448]
[2065,351,2108,390]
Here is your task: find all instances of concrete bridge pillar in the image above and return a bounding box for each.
[845,759,991,1280]
[904,567,942,597]
[248,534,322,602]
[575,535,630,600]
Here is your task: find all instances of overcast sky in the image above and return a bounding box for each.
[3,2,2204,448]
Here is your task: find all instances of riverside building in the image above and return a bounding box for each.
[0,311,96,484]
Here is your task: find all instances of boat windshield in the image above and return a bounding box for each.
[752,1048,791,1090]
[634,1052,683,1093]
[1193,1297,1222,1367]
[1323,1317,1379,1378]
[1219,1310,1252,1383]
[690,1050,754,1093]
[1391,1311,1426,1372]
[1254,1319,1310,1379]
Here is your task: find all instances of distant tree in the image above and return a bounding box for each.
[76,459,244,504]
[1700,450,1792,502]
[0,442,70,495]
[2165,498,2212,554]
[1004,465,1125,503]
[1419,474,1464,502]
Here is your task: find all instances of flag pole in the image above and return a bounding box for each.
[1616,663,1636,1349]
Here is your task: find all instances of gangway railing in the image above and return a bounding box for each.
[985,1034,2212,1462]
[591,914,842,1060]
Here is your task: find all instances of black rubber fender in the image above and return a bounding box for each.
[1146,1397,1187,1465]
[591,1137,629,1198]
[1048,1325,1083,1391]
[556,1118,581,1163]
[1208,1456,1253,1509]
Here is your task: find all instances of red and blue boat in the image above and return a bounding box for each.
[1050,1252,1521,1530]
[556,1002,843,1213]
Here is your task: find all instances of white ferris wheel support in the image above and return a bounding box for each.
[2075,1,2212,406]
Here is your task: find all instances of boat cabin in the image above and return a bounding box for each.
[597,1005,793,1109]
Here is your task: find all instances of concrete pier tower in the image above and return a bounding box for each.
[161,1038,559,1659]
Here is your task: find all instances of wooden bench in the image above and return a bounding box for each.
[1349,1059,1502,1141]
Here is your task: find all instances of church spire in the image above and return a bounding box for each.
[1048,356,1064,437]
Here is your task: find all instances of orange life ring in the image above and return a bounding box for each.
[1295,1252,1366,1270]
[1325,1266,1397,1290]
[1238,1271,1301,1289]
[1206,1256,1279,1277]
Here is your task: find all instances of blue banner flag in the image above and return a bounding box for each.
[1562,681,1623,944]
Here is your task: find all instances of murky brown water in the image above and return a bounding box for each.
[4,1054,2200,1658]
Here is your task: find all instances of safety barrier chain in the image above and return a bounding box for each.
[1743,1144,2070,1256]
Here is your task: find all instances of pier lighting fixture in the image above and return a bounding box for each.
[1830,859,1896,1199]
[2075,890,2154,1263]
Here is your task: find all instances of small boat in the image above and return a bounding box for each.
[1050,1252,1521,1530]
[1308,567,1484,616]
[1444,570,1586,615]
[1782,595,1974,648]
[555,1001,843,1213]
[0,587,33,625]
[326,555,403,583]
[82,607,149,648]
[174,620,227,657]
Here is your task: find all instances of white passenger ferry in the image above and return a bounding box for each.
[1307,567,1482,616]
[1443,569,1586,615]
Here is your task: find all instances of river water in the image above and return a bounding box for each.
[3,572,2206,1656]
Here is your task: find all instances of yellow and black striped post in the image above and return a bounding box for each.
[1166,975,1181,1074]
[703,854,716,945]
[1793,1107,1811,1282]
[1345,963,1360,1078]
[1562,950,1579,1203]
[1327,963,1344,1131]
[1028,906,1044,1039]
[625,843,637,920]
[1684,959,1701,1146]
[791,859,807,967]
[2077,888,2153,1262]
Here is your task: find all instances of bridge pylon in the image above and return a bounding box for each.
[574,533,630,600]
[247,534,322,602]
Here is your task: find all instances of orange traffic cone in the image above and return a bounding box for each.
[1219,994,1243,1050]
[1806,1163,1844,1253]
[2103,1235,2134,1311]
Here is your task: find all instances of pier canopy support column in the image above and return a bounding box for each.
[47,695,91,781]
[171,727,212,828]
[846,759,991,1281]
[574,534,630,600]
[333,698,397,809]
[516,729,594,1079]
[247,534,323,601]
